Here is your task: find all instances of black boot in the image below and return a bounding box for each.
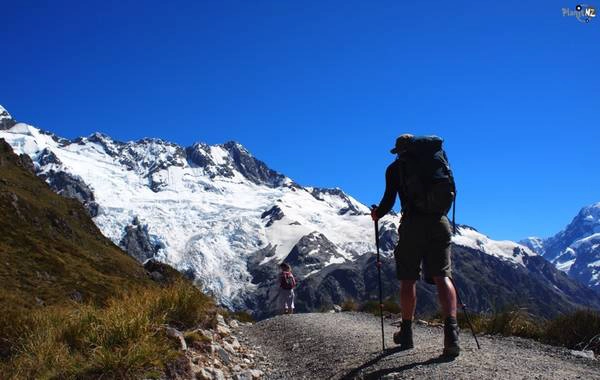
[443,316,460,357]
[393,319,414,350]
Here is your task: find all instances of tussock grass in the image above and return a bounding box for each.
[544,310,600,353]
[455,309,600,354]
[0,280,214,380]
[218,309,255,324]
[461,309,544,340]
[358,298,401,316]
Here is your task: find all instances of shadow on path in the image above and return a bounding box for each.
[340,348,456,380]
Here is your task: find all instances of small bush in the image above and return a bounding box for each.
[150,280,214,329]
[218,307,255,323]
[360,298,400,316]
[184,331,211,347]
[360,300,380,315]
[483,310,543,340]
[230,310,255,323]
[382,299,401,315]
[341,299,358,312]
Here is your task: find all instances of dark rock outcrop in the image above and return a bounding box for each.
[378,221,398,253]
[284,232,345,278]
[144,259,192,285]
[261,205,284,227]
[40,170,99,217]
[119,216,163,262]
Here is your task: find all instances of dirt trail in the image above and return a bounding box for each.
[239,313,599,380]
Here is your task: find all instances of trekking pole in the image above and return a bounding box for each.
[448,193,479,349]
[371,205,385,351]
[449,277,481,349]
[452,191,457,235]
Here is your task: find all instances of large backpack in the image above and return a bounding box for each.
[280,271,296,290]
[399,136,456,227]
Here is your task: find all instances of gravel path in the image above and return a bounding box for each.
[239,313,599,380]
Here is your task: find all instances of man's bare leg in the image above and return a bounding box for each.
[400,279,417,320]
[395,279,417,348]
[434,276,460,357]
[433,276,457,318]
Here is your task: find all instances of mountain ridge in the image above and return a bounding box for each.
[521,202,600,291]
[1,105,598,317]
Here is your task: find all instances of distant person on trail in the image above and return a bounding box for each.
[371,134,460,357]
[279,262,296,315]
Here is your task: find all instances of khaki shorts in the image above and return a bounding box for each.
[394,214,452,283]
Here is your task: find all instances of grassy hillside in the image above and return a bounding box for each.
[0,138,216,378]
[0,138,152,310]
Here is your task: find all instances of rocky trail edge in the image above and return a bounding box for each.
[240,313,599,380]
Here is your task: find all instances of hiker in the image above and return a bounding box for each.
[371,134,460,357]
[278,262,296,315]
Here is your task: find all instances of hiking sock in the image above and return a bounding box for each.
[393,319,414,349]
[443,316,460,357]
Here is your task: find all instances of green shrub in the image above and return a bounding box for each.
[230,310,255,323]
[341,299,358,312]
[184,331,210,346]
[360,300,380,315]
[217,308,254,323]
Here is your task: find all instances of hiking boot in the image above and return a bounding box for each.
[443,316,460,357]
[393,319,414,350]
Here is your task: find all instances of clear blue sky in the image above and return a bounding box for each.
[2,1,599,241]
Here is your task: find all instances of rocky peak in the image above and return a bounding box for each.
[185,140,290,187]
[186,142,236,179]
[86,132,123,157]
[310,187,367,216]
[0,105,17,130]
[519,202,600,291]
[543,203,600,263]
[221,141,289,188]
[520,236,546,256]
[124,138,186,173]
[284,232,345,278]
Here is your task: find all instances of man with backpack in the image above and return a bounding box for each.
[371,134,460,357]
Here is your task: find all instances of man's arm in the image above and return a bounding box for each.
[374,163,398,219]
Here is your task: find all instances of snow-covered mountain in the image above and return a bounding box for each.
[0,112,377,308]
[521,203,600,291]
[1,105,598,316]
